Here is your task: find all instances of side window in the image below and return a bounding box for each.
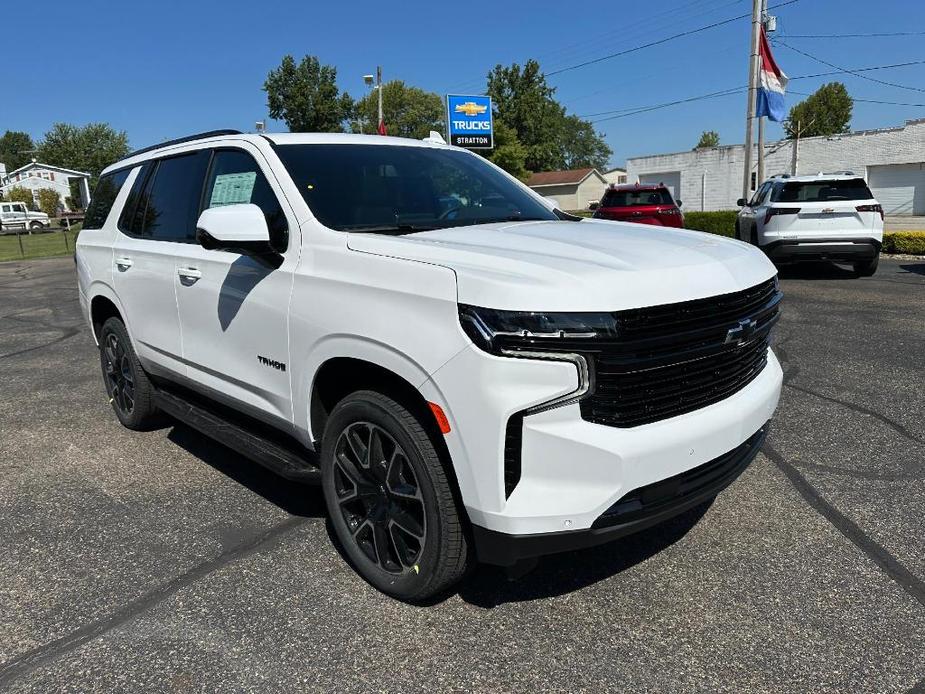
[141,151,211,242]
[83,169,130,230]
[119,162,155,236]
[749,182,769,207]
[203,149,288,251]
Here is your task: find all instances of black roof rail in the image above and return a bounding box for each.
[119,129,243,162]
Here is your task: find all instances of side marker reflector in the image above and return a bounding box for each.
[428,402,451,434]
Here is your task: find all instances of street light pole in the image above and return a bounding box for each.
[377,66,383,135]
[741,0,762,202]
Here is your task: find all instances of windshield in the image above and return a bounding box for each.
[601,188,674,207]
[771,179,873,203]
[274,144,557,233]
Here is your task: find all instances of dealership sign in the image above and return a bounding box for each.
[446,94,493,149]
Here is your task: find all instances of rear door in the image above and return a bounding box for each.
[174,145,297,425]
[112,151,211,377]
[599,188,674,225]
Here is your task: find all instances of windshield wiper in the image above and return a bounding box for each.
[342,224,438,235]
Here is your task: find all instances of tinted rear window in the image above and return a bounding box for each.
[83,169,130,229]
[601,188,674,207]
[772,179,873,203]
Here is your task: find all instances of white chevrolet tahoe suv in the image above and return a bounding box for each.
[736,173,884,276]
[77,130,783,601]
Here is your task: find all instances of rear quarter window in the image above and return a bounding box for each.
[83,169,131,229]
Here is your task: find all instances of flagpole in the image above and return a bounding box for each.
[756,0,768,186]
[742,0,762,202]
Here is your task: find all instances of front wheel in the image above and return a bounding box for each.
[854,253,879,277]
[29,221,44,230]
[321,391,470,602]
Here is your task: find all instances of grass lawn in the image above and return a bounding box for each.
[0,228,80,262]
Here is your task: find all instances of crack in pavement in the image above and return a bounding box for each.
[0,516,309,689]
[764,443,925,610]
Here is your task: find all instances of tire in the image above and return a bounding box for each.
[98,317,160,430]
[29,221,43,230]
[321,390,469,602]
[854,253,879,277]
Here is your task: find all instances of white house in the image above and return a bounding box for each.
[527,167,609,211]
[626,118,925,214]
[603,167,627,184]
[0,161,92,212]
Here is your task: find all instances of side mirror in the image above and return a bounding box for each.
[736,198,746,207]
[588,201,600,210]
[196,204,272,256]
[675,200,683,208]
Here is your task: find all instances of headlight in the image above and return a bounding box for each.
[459,305,618,414]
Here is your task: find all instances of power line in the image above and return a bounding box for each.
[777,41,925,94]
[779,31,925,39]
[546,0,801,77]
[789,90,925,108]
[589,88,745,123]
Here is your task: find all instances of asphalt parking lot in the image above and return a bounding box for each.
[1,256,923,693]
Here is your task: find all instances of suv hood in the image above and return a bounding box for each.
[346,219,776,311]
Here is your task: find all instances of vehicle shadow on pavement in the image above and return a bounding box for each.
[456,502,712,608]
[776,262,859,280]
[166,423,326,518]
[899,263,925,276]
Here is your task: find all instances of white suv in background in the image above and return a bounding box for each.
[736,173,884,276]
[76,130,783,601]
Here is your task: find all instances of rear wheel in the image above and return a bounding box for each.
[321,390,469,602]
[854,253,879,277]
[98,317,160,430]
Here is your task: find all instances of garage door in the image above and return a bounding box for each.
[638,172,681,202]
[868,163,925,215]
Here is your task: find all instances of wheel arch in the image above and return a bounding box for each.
[88,285,130,346]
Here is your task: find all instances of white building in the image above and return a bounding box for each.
[527,167,609,211]
[603,167,627,184]
[627,118,925,214]
[0,161,92,212]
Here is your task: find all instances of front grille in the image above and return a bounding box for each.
[583,277,780,427]
[592,425,767,529]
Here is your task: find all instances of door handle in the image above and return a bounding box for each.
[115,257,133,271]
[177,267,202,285]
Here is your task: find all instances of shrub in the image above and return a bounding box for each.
[882,231,925,255]
[683,210,738,237]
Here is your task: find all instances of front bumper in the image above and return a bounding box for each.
[762,238,881,263]
[472,424,768,566]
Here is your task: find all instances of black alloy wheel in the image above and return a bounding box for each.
[332,422,426,574]
[103,331,135,417]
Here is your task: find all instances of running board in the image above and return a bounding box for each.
[153,388,321,483]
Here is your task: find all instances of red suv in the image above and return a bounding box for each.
[591,183,683,228]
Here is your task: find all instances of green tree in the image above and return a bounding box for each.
[0,131,36,172]
[486,59,611,173]
[264,55,354,133]
[351,80,444,139]
[560,115,611,171]
[480,120,530,180]
[785,82,853,139]
[694,130,720,149]
[37,122,129,186]
[7,186,34,210]
[37,188,61,217]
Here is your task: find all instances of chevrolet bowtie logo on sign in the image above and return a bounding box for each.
[446,94,494,150]
[454,101,488,117]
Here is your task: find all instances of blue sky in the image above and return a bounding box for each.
[4,0,923,168]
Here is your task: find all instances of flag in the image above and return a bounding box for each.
[377,120,387,136]
[756,27,788,122]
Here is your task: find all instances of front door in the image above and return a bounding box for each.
[112,154,210,377]
[175,146,297,425]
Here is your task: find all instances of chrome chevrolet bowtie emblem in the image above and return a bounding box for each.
[725,318,758,346]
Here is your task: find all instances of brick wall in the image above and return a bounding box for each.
[626,118,925,212]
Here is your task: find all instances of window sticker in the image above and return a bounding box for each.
[210,171,257,207]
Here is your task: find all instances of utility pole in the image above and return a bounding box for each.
[756,0,768,186]
[790,117,815,175]
[741,0,762,201]
[377,66,383,134]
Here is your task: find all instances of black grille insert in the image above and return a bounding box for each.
[583,277,781,427]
